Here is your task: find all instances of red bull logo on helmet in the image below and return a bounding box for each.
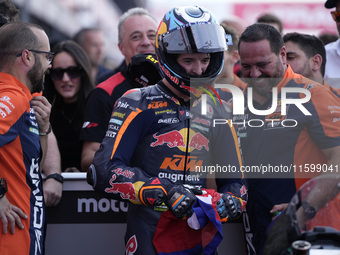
[151,128,209,152]
[161,65,179,85]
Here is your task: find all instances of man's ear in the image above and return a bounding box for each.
[232,50,240,65]
[310,54,322,72]
[118,42,125,55]
[280,46,287,65]
[18,49,34,67]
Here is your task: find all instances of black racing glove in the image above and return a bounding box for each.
[139,177,196,220]
[164,184,196,220]
[139,177,170,206]
[216,192,243,222]
[126,53,162,87]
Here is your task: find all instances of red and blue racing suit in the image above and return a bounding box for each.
[89,81,247,254]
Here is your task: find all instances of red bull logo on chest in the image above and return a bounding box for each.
[150,128,209,152]
[151,130,185,148]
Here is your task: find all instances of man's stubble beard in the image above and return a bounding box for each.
[28,56,46,93]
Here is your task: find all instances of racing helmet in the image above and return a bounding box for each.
[155,6,227,96]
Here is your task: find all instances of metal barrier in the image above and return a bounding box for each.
[44,173,245,255]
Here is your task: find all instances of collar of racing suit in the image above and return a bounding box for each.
[158,81,191,108]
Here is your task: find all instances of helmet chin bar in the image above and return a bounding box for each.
[162,51,224,97]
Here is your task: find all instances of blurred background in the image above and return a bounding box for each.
[13,0,337,70]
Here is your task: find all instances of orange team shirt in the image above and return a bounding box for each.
[0,73,45,255]
[233,74,247,90]
[324,81,340,99]
[31,92,43,97]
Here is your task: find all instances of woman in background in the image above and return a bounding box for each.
[44,40,94,172]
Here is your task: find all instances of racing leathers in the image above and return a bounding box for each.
[88,81,247,254]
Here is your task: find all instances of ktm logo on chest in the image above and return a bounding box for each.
[160,155,203,171]
[148,101,167,109]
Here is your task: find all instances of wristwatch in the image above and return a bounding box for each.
[46,173,64,184]
[39,123,52,136]
[0,178,8,199]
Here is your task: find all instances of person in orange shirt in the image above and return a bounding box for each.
[1,0,62,208]
[236,23,340,255]
[0,22,52,254]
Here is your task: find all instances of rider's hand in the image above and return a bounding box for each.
[215,192,243,222]
[139,177,196,220]
[164,184,196,220]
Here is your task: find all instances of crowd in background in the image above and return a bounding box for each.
[39,3,340,174]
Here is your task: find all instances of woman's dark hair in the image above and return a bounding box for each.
[0,0,19,27]
[44,40,94,130]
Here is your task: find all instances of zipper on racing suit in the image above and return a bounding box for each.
[182,102,190,185]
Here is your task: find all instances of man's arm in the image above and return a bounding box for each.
[322,145,340,169]
[81,141,100,172]
[270,146,340,216]
[31,96,62,206]
[294,147,340,228]
[30,96,51,166]
[309,146,340,210]
[80,87,116,171]
[41,130,63,207]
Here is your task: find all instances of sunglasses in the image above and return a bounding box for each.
[50,66,82,81]
[331,11,340,22]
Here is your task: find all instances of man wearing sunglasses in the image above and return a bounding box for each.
[324,0,340,88]
[0,21,52,255]
[0,0,63,210]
